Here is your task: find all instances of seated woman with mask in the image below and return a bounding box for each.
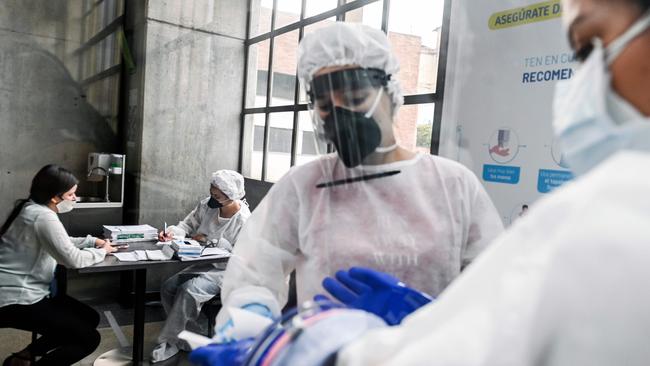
[0,164,115,365]
[151,170,251,362]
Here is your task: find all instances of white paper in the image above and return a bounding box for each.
[145,249,172,261]
[201,247,231,257]
[112,248,173,262]
[104,224,157,233]
[161,244,175,258]
[228,306,274,340]
[134,250,147,261]
[178,247,231,261]
[177,330,213,350]
[112,252,139,262]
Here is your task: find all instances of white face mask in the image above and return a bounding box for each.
[56,198,75,213]
[605,84,645,125]
[552,11,650,176]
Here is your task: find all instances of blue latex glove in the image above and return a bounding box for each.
[322,267,434,325]
[189,338,255,366]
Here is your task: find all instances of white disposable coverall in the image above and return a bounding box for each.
[220,153,503,310]
[167,197,248,247]
[337,151,650,366]
[156,198,251,352]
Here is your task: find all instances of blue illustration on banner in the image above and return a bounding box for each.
[537,169,573,193]
[483,164,520,184]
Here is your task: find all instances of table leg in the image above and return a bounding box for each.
[133,268,146,365]
[119,271,134,307]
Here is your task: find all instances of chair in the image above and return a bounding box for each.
[201,295,222,338]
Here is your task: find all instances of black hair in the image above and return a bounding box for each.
[0,164,78,237]
[621,0,650,11]
[637,0,650,10]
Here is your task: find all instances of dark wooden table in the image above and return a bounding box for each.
[75,241,229,365]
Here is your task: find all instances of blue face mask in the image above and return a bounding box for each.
[553,12,650,176]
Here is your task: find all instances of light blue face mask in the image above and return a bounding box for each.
[552,11,650,176]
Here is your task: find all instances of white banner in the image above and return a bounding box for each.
[439,0,576,225]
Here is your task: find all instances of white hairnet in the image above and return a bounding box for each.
[297,22,403,111]
[210,170,245,200]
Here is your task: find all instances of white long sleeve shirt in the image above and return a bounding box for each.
[0,201,105,308]
[221,153,504,308]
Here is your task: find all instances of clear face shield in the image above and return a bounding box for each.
[302,69,421,295]
[307,67,400,177]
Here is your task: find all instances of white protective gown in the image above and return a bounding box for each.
[167,197,251,250]
[337,151,650,366]
[157,198,251,351]
[220,153,504,309]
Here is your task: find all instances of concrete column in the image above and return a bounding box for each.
[125,0,248,226]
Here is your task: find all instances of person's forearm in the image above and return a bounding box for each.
[167,225,188,238]
[36,218,105,268]
[69,235,97,248]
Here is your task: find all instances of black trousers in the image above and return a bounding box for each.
[0,295,101,365]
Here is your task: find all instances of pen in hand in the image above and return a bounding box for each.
[159,222,171,242]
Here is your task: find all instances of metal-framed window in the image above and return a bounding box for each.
[74,0,126,136]
[239,0,451,182]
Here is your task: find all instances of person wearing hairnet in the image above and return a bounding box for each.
[151,170,251,362]
[190,0,650,364]
[214,21,503,338]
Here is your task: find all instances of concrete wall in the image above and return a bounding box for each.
[129,0,248,228]
[122,0,148,225]
[0,0,119,219]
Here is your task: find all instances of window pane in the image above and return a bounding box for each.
[250,0,273,37]
[296,111,327,166]
[394,103,435,153]
[305,0,338,17]
[271,30,299,106]
[266,112,294,182]
[276,0,302,29]
[243,114,265,179]
[246,39,270,108]
[303,17,336,36]
[388,0,444,95]
[253,125,265,152]
[298,77,309,104]
[344,2,382,30]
